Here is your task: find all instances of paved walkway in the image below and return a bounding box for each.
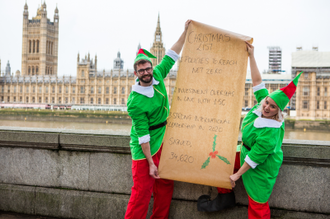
[0,211,60,219]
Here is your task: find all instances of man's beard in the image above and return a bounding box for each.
[139,74,153,84]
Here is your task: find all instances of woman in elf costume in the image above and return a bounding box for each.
[198,41,301,218]
[229,42,301,218]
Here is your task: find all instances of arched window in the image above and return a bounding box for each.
[90,98,94,104]
[36,66,38,74]
[29,40,31,53]
[37,40,39,53]
[28,66,31,74]
[98,98,101,104]
[51,42,53,55]
[46,41,48,54]
[45,67,47,75]
[32,66,35,75]
[50,67,52,75]
[47,67,50,75]
[33,40,35,53]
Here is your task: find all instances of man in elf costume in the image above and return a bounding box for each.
[125,20,191,219]
[198,42,302,219]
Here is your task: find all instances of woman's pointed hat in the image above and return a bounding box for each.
[268,72,302,111]
[134,49,156,65]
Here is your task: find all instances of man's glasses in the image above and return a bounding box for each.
[137,67,153,74]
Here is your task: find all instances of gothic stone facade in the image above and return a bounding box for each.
[21,3,59,76]
[294,71,330,120]
[1,5,329,121]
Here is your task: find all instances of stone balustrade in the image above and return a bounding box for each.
[0,127,329,218]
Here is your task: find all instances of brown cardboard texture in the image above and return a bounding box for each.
[158,20,253,189]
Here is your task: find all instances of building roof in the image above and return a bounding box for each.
[292,50,330,67]
[245,72,291,84]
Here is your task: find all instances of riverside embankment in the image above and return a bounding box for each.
[0,127,329,218]
[1,109,330,131]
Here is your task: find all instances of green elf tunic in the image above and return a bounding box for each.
[240,83,285,203]
[127,50,179,160]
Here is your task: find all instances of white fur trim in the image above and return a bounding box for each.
[245,155,258,169]
[253,115,283,128]
[139,134,150,144]
[253,83,266,93]
[131,78,159,98]
[166,50,179,61]
[253,109,262,117]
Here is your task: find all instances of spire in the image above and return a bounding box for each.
[154,14,162,43]
[23,1,29,18]
[156,13,161,32]
[95,54,97,71]
[150,14,165,66]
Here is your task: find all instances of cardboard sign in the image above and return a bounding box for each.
[158,21,253,189]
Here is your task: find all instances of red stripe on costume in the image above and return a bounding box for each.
[137,48,147,56]
[280,81,296,99]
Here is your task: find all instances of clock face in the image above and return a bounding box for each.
[156,35,160,42]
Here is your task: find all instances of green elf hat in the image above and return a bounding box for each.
[134,48,156,65]
[268,72,302,111]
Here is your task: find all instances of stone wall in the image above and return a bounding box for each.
[0,127,329,219]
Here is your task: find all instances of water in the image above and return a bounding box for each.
[1,120,330,141]
[0,120,131,135]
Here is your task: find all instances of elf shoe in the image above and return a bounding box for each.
[197,192,236,212]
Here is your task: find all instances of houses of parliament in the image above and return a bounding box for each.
[0,3,329,120]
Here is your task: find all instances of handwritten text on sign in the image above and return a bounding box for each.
[158,21,253,189]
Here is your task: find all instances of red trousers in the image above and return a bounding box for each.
[248,196,271,219]
[217,152,270,219]
[125,146,174,219]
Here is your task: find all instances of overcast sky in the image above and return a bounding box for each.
[1,0,329,77]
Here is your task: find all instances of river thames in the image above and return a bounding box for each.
[1,120,330,141]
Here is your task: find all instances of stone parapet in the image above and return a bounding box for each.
[0,127,329,218]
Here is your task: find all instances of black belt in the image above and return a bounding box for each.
[243,143,251,151]
[149,120,167,131]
